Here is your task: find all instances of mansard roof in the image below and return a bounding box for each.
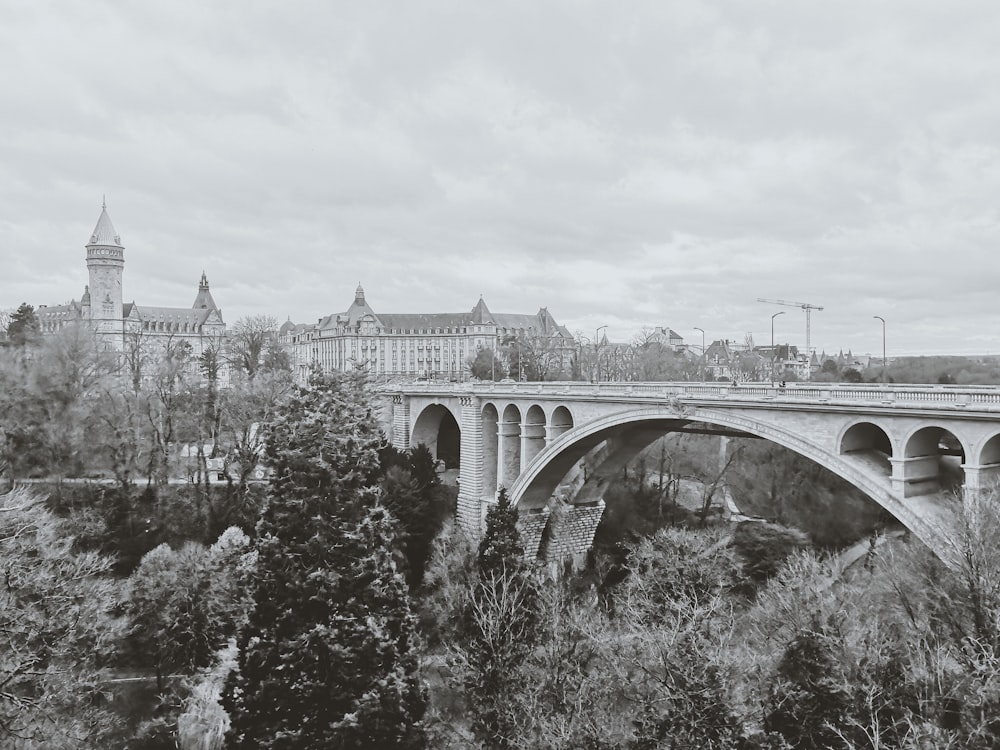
[314,291,571,337]
[379,312,476,330]
[36,301,82,320]
[88,200,122,247]
[131,304,223,327]
[493,308,572,337]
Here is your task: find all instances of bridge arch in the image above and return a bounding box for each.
[507,406,944,549]
[977,432,1000,466]
[411,403,461,468]
[481,403,499,495]
[549,405,574,440]
[500,404,523,490]
[839,420,893,476]
[524,405,547,466]
[902,423,966,495]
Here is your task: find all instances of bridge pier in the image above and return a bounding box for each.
[962,463,1000,493]
[517,507,551,558]
[539,500,606,562]
[456,395,485,534]
[890,455,943,498]
[521,419,546,469]
[498,419,521,491]
[391,396,410,451]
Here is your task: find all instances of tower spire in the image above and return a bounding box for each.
[193,272,218,310]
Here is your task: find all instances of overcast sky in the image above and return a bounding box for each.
[4,2,1000,357]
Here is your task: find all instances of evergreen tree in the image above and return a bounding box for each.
[6,302,39,345]
[765,628,855,749]
[330,505,428,747]
[458,487,540,748]
[1,488,121,747]
[263,367,382,523]
[477,486,524,578]
[223,370,426,748]
[380,442,443,587]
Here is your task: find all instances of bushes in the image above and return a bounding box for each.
[44,481,266,574]
[732,521,810,587]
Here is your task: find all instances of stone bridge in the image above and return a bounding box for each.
[383,381,1000,559]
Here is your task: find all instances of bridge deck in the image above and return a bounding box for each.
[391,380,1000,413]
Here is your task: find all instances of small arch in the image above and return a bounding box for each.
[500,404,523,490]
[523,405,547,467]
[481,404,499,497]
[840,421,892,475]
[550,405,574,440]
[978,433,1000,466]
[904,425,965,495]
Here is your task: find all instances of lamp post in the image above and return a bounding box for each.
[693,327,705,382]
[874,316,886,384]
[771,311,785,384]
[594,325,608,382]
[576,335,590,381]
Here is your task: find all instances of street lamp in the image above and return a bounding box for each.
[575,335,590,381]
[693,327,705,382]
[594,325,608,382]
[771,311,785,384]
[874,316,886,384]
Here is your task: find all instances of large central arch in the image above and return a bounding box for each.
[507,406,953,552]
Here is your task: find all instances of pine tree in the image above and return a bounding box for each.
[6,302,39,345]
[380,443,444,587]
[263,367,382,524]
[329,506,428,748]
[223,370,426,748]
[765,628,854,749]
[477,486,524,578]
[458,486,540,748]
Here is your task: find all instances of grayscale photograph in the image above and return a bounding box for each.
[3,2,1000,748]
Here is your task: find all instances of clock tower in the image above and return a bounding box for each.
[85,198,124,338]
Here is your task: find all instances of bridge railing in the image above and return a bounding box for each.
[384,380,1000,409]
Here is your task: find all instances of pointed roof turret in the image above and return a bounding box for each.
[471,296,494,325]
[81,285,91,306]
[341,282,381,328]
[88,198,123,247]
[192,271,218,310]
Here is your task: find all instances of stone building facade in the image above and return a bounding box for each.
[281,285,573,383]
[35,201,226,355]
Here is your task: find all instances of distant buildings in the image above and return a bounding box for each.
[34,201,226,355]
[280,285,574,382]
[701,339,821,382]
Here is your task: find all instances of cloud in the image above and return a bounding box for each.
[3,1,1000,356]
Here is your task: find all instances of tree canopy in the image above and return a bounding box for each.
[223,369,427,748]
[5,302,39,345]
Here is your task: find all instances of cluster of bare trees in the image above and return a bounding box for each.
[0,315,292,493]
[415,490,1000,749]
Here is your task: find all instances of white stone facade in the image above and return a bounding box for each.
[281,285,574,384]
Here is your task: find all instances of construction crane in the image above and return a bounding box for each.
[757,298,824,355]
